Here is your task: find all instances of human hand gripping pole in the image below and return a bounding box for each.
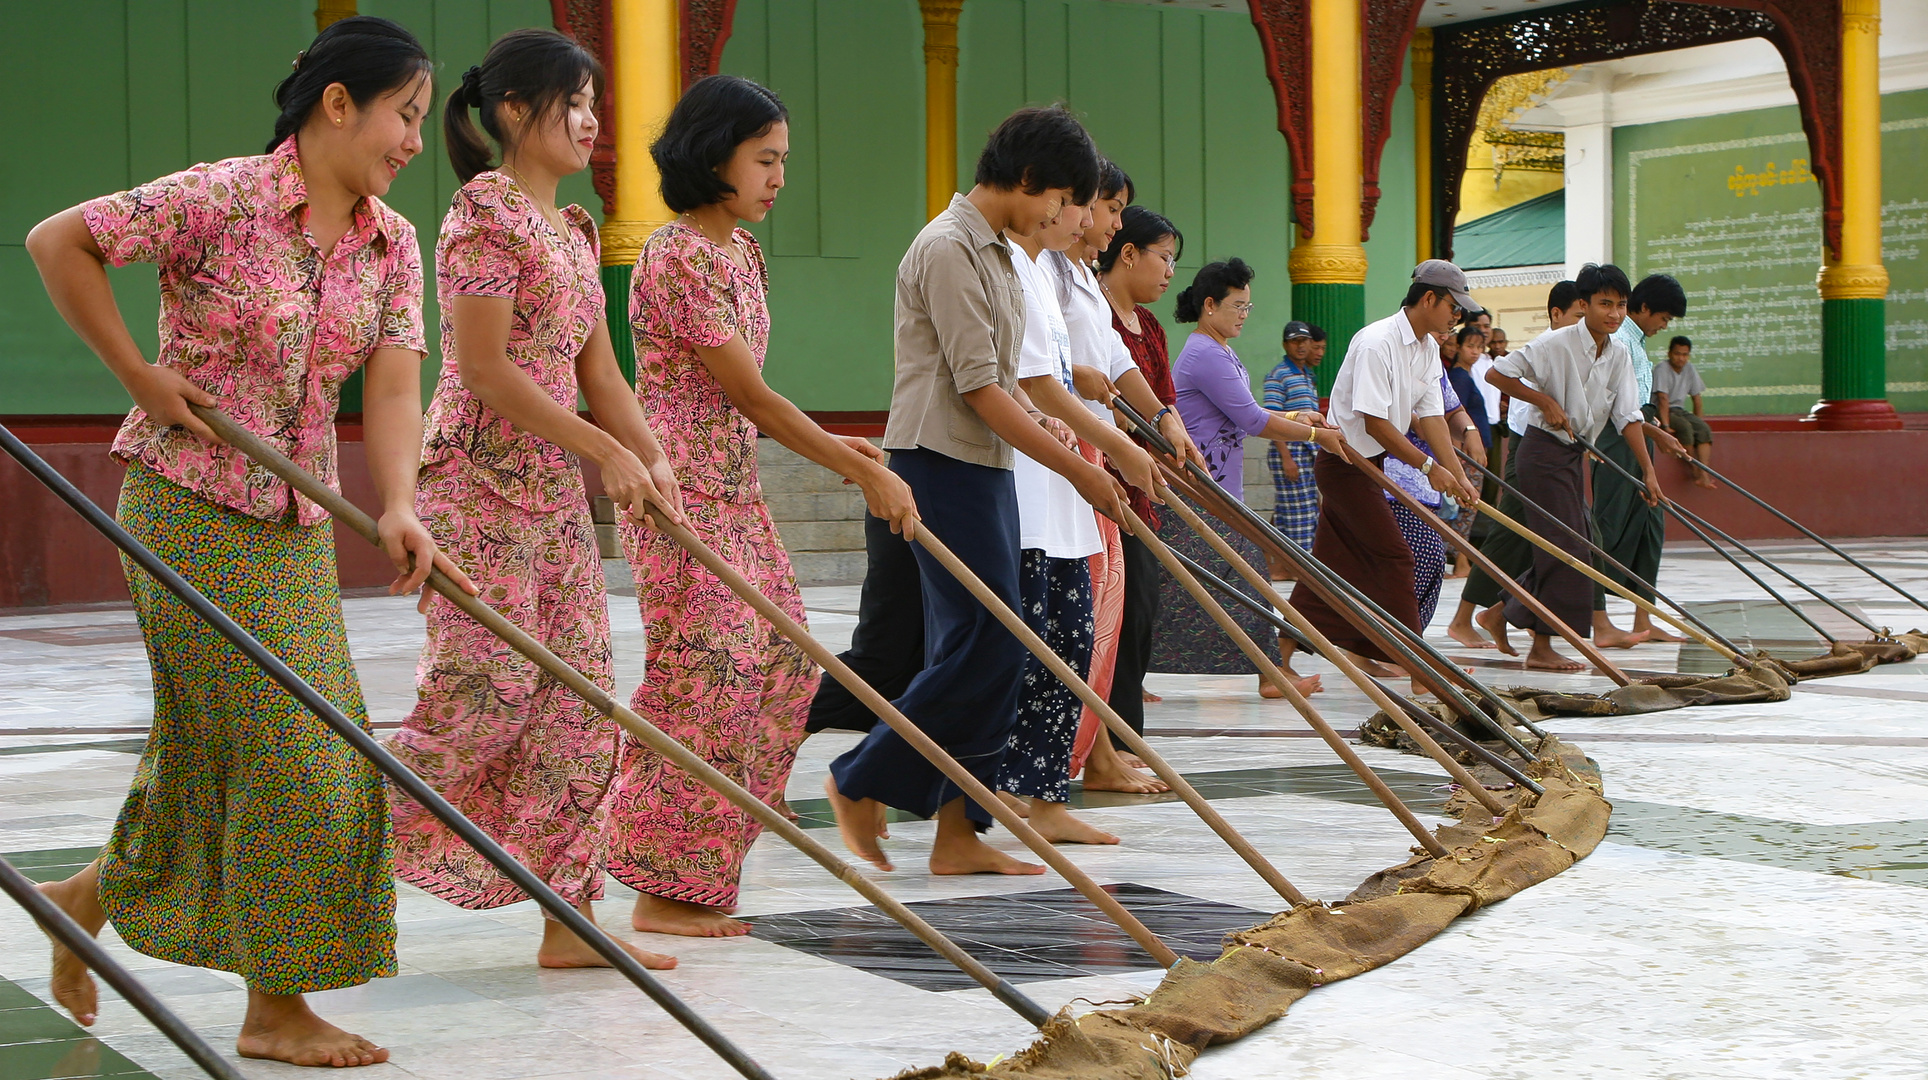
[0,419,779,1080]
[174,406,1054,1029]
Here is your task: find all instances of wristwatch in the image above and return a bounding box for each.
[1420,457,1436,476]
[1152,406,1174,425]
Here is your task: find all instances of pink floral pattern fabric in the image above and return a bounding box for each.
[387,172,615,908]
[81,137,425,525]
[420,171,603,512]
[630,222,771,503]
[607,500,818,907]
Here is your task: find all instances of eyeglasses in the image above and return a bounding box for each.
[1224,301,1254,314]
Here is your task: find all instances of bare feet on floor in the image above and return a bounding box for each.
[772,794,800,822]
[1141,689,1162,703]
[1524,637,1586,672]
[824,774,893,871]
[929,799,1045,876]
[1637,621,1686,643]
[1476,604,1517,656]
[1593,623,1651,649]
[1080,742,1169,794]
[996,791,1032,818]
[235,991,389,1068]
[539,904,679,967]
[1118,752,1149,769]
[1345,651,1407,679]
[1694,472,1718,489]
[39,863,105,1026]
[630,894,750,938]
[1259,672,1323,698]
[1447,615,1496,649]
[1027,800,1119,845]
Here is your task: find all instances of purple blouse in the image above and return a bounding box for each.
[1173,333,1271,499]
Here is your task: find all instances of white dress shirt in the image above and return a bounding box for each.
[1044,250,1137,420]
[1327,309,1444,457]
[1010,243,1102,559]
[1493,321,1645,445]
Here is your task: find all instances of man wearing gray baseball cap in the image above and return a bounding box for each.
[1282,262,1481,676]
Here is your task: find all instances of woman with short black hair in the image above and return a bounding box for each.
[24,16,459,1067]
[613,74,916,934]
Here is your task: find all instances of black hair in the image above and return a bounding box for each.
[445,28,603,185]
[268,16,432,152]
[1308,325,1327,342]
[1098,158,1133,204]
[974,106,1101,205]
[1547,279,1580,313]
[1670,335,1693,351]
[1403,281,1451,309]
[1173,258,1254,323]
[1097,205,1183,274]
[1631,273,1689,318]
[1575,262,1633,301]
[1455,324,1485,346]
[653,75,788,213]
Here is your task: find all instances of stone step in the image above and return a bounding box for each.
[787,549,867,585]
[776,518,866,552]
[764,489,867,523]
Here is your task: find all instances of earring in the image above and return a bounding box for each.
[335,117,343,126]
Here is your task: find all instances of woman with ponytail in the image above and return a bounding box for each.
[384,28,683,971]
[610,74,915,935]
[25,16,457,1067]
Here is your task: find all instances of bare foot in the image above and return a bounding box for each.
[540,904,679,967]
[1637,622,1686,643]
[38,864,105,1026]
[1524,639,1586,672]
[1346,651,1407,678]
[1694,473,1718,489]
[629,894,750,939]
[825,774,893,871]
[1259,673,1322,697]
[1141,689,1162,703]
[235,992,390,1068]
[1118,752,1149,770]
[1476,604,1517,656]
[772,794,800,822]
[1593,624,1651,650]
[1448,619,1496,649]
[996,791,1032,818]
[1028,801,1120,845]
[929,837,1047,876]
[1080,742,1170,794]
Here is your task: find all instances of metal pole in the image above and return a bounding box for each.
[1454,446,1743,657]
[1574,430,1868,641]
[0,857,246,1080]
[1648,423,1928,615]
[1160,544,1541,792]
[1340,444,1631,685]
[176,408,1053,1026]
[0,425,781,1080]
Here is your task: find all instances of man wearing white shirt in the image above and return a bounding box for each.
[1485,263,1663,672]
[1284,260,1479,674]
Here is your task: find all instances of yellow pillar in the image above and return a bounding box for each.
[1289,0,1368,393]
[601,0,680,383]
[1811,0,1895,427]
[1411,28,1433,262]
[602,0,681,269]
[921,0,965,220]
[315,1,355,31]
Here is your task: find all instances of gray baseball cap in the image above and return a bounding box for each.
[1282,320,1314,340]
[1412,259,1480,315]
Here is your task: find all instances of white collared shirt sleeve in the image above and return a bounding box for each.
[1607,342,1645,433]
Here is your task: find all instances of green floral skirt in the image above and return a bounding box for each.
[100,464,396,994]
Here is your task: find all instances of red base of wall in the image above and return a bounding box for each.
[5,415,1926,609]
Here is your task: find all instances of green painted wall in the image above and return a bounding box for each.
[0,0,597,416]
[2,0,1418,415]
[1614,87,1928,415]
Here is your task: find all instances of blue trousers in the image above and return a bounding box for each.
[828,448,1026,825]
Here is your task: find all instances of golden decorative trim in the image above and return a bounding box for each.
[921,0,964,66]
[1843,0,1879,34]
[315,0,355,31]
[1410,28,1433,106]
[1816,262,1889,300]
[1289,243,1369,284]
[600,219,669,266]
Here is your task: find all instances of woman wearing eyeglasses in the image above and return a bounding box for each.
[1161,258,1341,696]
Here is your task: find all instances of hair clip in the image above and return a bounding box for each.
[292,49,307,71]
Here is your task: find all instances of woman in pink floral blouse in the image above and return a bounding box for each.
[385,30,683,970]
[24,18,467,1068]
[614,75,916,937]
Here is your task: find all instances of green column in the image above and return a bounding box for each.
[1820,296,1886,401]
[603,263,637,387]
[1291,281,1366,397]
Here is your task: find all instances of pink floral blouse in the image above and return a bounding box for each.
[419,172,603,512]
[81,137,426,525]
[630,222,771,503]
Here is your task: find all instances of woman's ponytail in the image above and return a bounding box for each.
[444,66,495,184]
[443,29,604,187]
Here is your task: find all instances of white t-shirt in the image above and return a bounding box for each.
[1045,250,1138,420]
[1010,243,1102,558]
[1327,309,1444,457]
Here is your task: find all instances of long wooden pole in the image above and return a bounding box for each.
[1125,499,1498,828]
[906,525,1321,899]
[1341,445,1631,685]
[188,407,1064,1022]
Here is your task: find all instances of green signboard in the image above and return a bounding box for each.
[1615,88,1928,415]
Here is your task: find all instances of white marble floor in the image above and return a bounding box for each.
[3,540,1927,1079]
